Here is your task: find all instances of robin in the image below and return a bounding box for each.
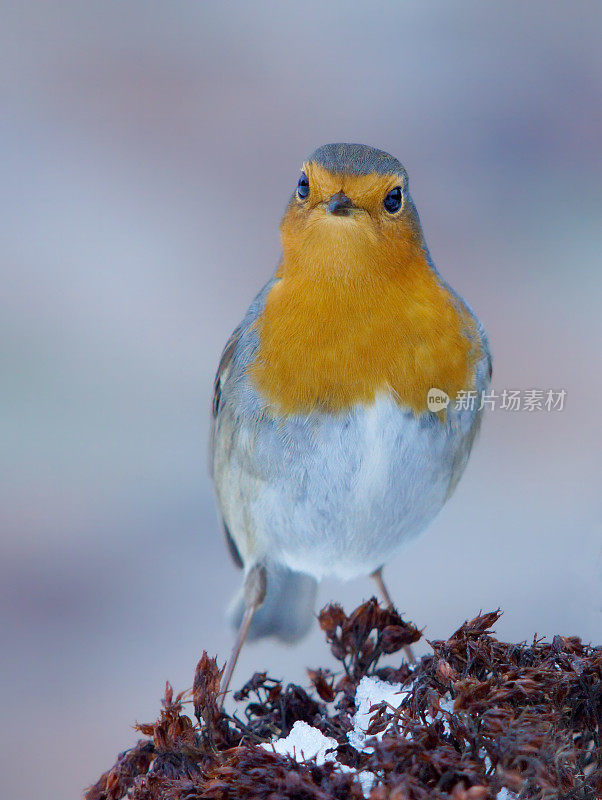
[210,143,491,697]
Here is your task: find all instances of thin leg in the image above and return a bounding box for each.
[370,567,415,665]
[219,563,267,707]
[219,604,255,707]
[371,566,394,609]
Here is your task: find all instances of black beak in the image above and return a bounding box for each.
[327,191,353,216]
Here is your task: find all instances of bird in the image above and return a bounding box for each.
[210,143,491,697]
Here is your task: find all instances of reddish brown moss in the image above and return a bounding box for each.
[85,601,601,800]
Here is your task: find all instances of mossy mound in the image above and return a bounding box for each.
[85,601,601,799]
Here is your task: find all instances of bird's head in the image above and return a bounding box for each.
[279,143,426,279]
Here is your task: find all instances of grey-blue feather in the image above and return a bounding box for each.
[227,560,317,643]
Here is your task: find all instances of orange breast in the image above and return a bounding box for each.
[250,247,480,417]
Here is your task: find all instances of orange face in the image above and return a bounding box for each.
[279,162,422,281]
[250,162,482,416]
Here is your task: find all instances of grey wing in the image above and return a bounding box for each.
[210,327,245,569]
[208,277,277,567]
[211,325,241,425]
[445,321,492,499]
[476,319,493,384]
[209,276,277,468]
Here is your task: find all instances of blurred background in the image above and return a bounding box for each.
[1,2,601,798]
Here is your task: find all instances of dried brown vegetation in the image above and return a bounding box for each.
[85,601,601,800]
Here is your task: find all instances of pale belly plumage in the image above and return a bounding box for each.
[212,390,483,580]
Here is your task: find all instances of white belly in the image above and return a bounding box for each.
[213,394,479,580]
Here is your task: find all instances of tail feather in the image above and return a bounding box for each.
[228,563,317,644]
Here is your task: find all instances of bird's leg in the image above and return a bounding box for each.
[371,566,394,608]
[370,566,415,665]
[219,563,267,708]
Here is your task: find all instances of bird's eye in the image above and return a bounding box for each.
[297,172,309,199]
[383,186,403,213]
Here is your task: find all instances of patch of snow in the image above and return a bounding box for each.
[438,695,455,714]
[496,790,518,800]
[337,764,377,796]
[356,769,377,794]
[423,691,456,735]
[262,720,377,797]
[348,676,410,751]
[261,720,338,765]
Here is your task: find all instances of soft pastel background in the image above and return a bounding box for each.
[2,3,601,799]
